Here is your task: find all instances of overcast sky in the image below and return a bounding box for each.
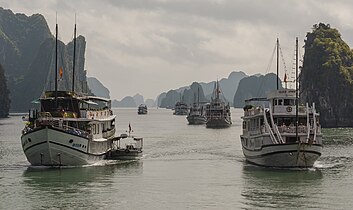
[1,0,353,100]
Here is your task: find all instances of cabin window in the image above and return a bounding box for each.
[274,99,277,106]
[278,99,283,105]
[243,121,247,129]
[284,99,294,106]
[97,124,100,134]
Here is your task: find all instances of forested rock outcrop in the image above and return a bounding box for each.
[0,63,10,117]
[300,23,353,127]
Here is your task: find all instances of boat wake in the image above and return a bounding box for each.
[314,156,353,169]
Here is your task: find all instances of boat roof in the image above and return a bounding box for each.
[267,89,296,99]
[41,91,78,99]
[78,96,111,102]
[245,97,268,103]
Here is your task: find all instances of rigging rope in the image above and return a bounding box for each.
[255,42,277,98]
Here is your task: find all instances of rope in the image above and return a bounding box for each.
[255,42,277,97]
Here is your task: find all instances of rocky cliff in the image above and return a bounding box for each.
[300,23,353,127]
[87,77,110,99]
[160,89,180,108]
[233,73,281,108]
[0,63,10,117]
[112,96,137,107]
[200,71,247,104]
[0,7,90,111]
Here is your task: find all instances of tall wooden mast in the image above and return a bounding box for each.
[72,16,77,92]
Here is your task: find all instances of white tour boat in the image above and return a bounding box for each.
[240,38,322,168]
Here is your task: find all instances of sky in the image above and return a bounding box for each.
[1,0,353,100]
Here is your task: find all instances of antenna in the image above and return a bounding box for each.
[276,37,279,90]
[72,13,77,92]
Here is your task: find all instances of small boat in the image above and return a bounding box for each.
[107,133,143,160]
[205,80,232,128]
[173,101,188,115]
[240,38,323,168]
[187,88,206,124]
[137,104,148,115]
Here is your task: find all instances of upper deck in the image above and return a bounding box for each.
[243,89,318,119]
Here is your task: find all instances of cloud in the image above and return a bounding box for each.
[2,0,353,99]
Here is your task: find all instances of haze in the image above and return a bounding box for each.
[1,0,353,100]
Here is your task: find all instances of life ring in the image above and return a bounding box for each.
[125,149,130,153]
[286,106,292,112]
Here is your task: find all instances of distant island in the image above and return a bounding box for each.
[112,94,156,108]
[156,71,280,109]
[87,77,110,99]
[233,73,281,108]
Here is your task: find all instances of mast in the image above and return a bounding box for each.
[55,23,58,108]
[276,37,279,90]
[295,37,299,141]
[197,87,200,105]
[72,16,76,92]
[216,79,219,99]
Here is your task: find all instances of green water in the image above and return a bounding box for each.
[0,108,352,209]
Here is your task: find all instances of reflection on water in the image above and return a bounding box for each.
[21,161,143,209]
[23,160,143,185]
[241,163,323,209]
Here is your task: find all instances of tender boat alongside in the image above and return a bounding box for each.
[107,133,143,160]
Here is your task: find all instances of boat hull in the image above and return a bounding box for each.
[206,119,232,128]
[107,149,142,160]
[187,115,207,125]
[241,141,322,168]
[21,126,107,166]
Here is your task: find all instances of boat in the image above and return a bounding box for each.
[21,23,116,166]
[205,80,232,128]
[173,101,188,115]
[240,38,323,168]
[137,104,148,115]
[186,88,206,124]
[107,133,143,160]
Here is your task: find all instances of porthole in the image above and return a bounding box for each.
[69,139,73,143]
[28,138,32,142]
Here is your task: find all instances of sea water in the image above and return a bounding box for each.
[0,108,352,209]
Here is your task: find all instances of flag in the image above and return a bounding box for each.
[284,73,287,83]
[59,67,63,78]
